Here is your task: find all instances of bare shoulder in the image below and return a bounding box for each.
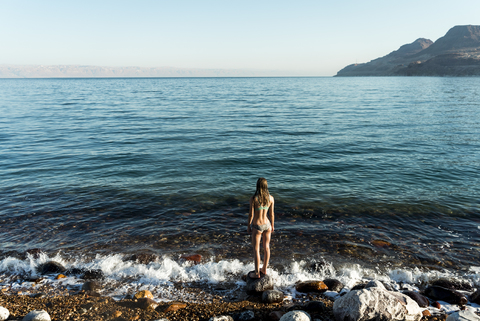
[270,195,275,203]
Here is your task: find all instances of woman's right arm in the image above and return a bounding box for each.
[247,197,254,233]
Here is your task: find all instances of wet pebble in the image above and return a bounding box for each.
[295,281,328,293]
[262,290,284,304]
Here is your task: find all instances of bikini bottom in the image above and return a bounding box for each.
[252,221,271,232]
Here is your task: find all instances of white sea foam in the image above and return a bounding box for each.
[1,253,479,303]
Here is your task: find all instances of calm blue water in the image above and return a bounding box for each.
[1,77,479,271]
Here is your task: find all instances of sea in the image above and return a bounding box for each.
[0,77,479,303]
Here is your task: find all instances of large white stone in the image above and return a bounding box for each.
[446,308,480,321]
[333,287,422,321]
[22,310,51,321]
[0,306,9,321]
[279,310,311,321]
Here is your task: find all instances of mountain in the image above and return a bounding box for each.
[336,25,480,76]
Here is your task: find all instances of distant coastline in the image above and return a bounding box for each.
[0,65,314,78]
[336,25,480,77]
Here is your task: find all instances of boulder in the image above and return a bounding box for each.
[323,279,344,292]
[403,291,429,308]
[233,310,255,321]
[470,290,480,304]
[37,261,66,275]
[22,310,51,321]
[446,308,480,321]
[365,280,386,290]
[134,290,154,300]
[209,317,234,321]
[279,310,311,321]
[424,286,467,305]
[0,306,9,321]
[262,290,284,303]
[295,281,328,293]
[333,287,422,321]
[245,272,273,294]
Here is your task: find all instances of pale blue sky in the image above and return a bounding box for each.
[1,0,479,76]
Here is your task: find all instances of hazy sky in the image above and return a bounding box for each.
[1,0,479,76]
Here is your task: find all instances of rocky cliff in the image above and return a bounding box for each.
[336,25,480,76]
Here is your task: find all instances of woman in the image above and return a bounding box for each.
[247,177,275,278]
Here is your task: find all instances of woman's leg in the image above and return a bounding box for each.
[251,229,262,278]
[261,229,271,275]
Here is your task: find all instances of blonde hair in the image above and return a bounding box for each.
[254,177,270,207]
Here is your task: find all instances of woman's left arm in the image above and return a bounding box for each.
[269,196,275,232]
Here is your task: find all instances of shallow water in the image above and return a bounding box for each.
[1,77,479,299]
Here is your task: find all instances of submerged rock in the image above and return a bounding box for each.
[181,254,202,263]
[323,279,344,292]
[403,291,429,308]
[279,310,311,321]
[37,261,66,275]
[245,272,273,294]
[126,253,158,264]
[295,281,328,293]
[424,286,467,305]
[81,269,104,280]
[22,310,51,321]
[333,287,422,321]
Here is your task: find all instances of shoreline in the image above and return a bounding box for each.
[1,272,479,321]
[0,290,334,321]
